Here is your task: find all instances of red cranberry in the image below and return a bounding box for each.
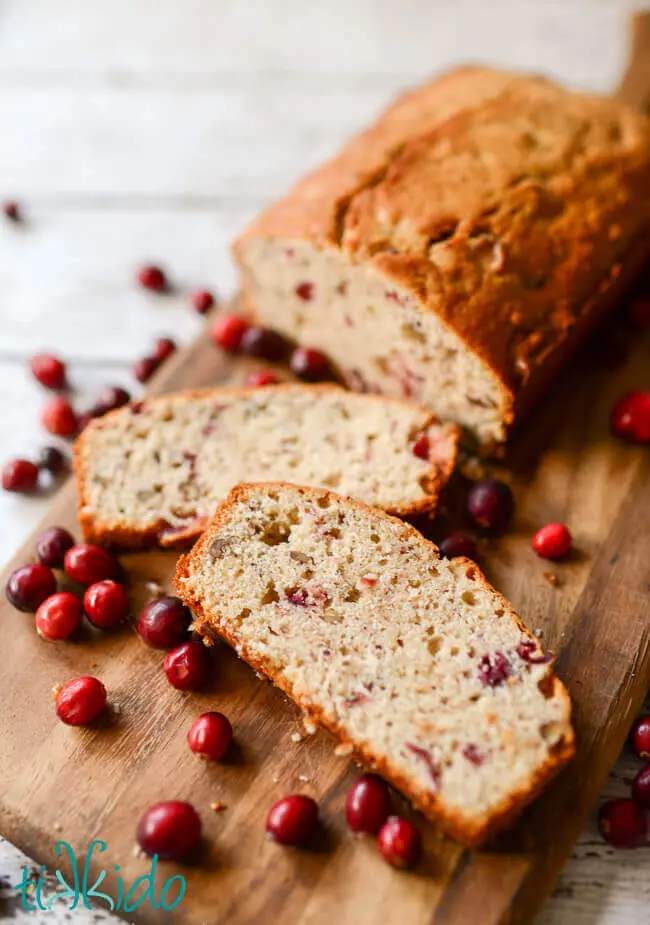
[290,347,331,381]
[92,386,131,416]
[598,799,647,848]
[2,459,39,493]
[153,337,176,362]
[3,201,20,222]
[36,592,83,641]
[478,651,512,687]
[633,766,650,809]
[56,676,107,726]
[132,355,160,384]
[265,795,319,845]
[411,434,430,460]
[191,289,215,314]
[41,397,78,438]
[84,580,129,629]
[346,774,391,834]
[467,478,514,533]
[5,563,56,612]
[611,391,650,444]
[627,294,650,329]
[240,326,289,362]
[532,523,572,560]
[137,596,192,648]
[30,354,67,390]
[187,712,233,760]
[36,446,68,475]
[36,526,75,568]
[246,369,280,387]
[295,282,314,301]
[137,264,167,292]
[439,530,478,560]
[64,544,118,586]
[631,715,650,760]
[137,801,202,860]
[164,641,209,690]
[377,816,422,869]
[211,314,250,352]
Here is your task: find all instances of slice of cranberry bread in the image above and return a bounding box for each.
[74,384,458,550]
[234,67,650,451]
[175,482,574,846]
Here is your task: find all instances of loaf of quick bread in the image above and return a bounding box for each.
[234,66,650,450]
[175,482,574,846]
[74,384,458,549]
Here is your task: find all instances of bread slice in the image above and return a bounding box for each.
[175,481,574,846]
[74,384,458,550]
[234,67,650,451]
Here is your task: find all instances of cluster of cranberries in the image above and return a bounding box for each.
[598,715,650,848]
[5,526,129,644]
[210,311,332,386]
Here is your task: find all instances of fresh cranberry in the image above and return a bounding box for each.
[3,201,20,222]
[631,715,650,760]
[132,356,160,384]
[290,347,331,381]
[5,563,56,612]
[467,478,514,532]
[240,326,289,362]
[478,651,512,687]
[246,369,280,387]
[2,459,39,493]
[137,596,192,649]
[78,412,94,433]
[627,294,650,329]
[137,801,202,860]
[439,530,478,560]
[598,799,647,848]
[187,712,233,760]
[41,397,78,438]
[36,526,75,568]
[632,766,650,809]
[92,386,131,416]
[265,795,319,845]
[191,289,215,314]
[137,264,167,292]
[611,391,650,444]
[346,774,391,834]
[295,282,314,301]
[532,523,572,560]
[64,544,118,586]
[153,337,176,362]
[36,592,83,640]
[411,434,430,460]
[164,641,209,690]
[211,314,250,352]
[84,580,129,629]
[55,676,107,726]
[36,446,68,476]
[377,817,422,869]
[30,354,67,390]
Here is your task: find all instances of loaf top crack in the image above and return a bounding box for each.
[235,67,650,447]
[74,384,458,549]
[175,482,574,846]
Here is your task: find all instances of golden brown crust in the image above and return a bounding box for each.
[175,481,575,847]
[235,67,650,440]
[73,384,459,550]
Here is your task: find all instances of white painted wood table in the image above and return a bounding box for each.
[1,1,649,922]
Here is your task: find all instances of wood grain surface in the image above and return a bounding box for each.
[1,8,650,925]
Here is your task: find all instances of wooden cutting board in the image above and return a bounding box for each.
[2,14,650,925]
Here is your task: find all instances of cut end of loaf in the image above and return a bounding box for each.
[237,239,512,449]
[73,384,459,550]
[175,481,574,846]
